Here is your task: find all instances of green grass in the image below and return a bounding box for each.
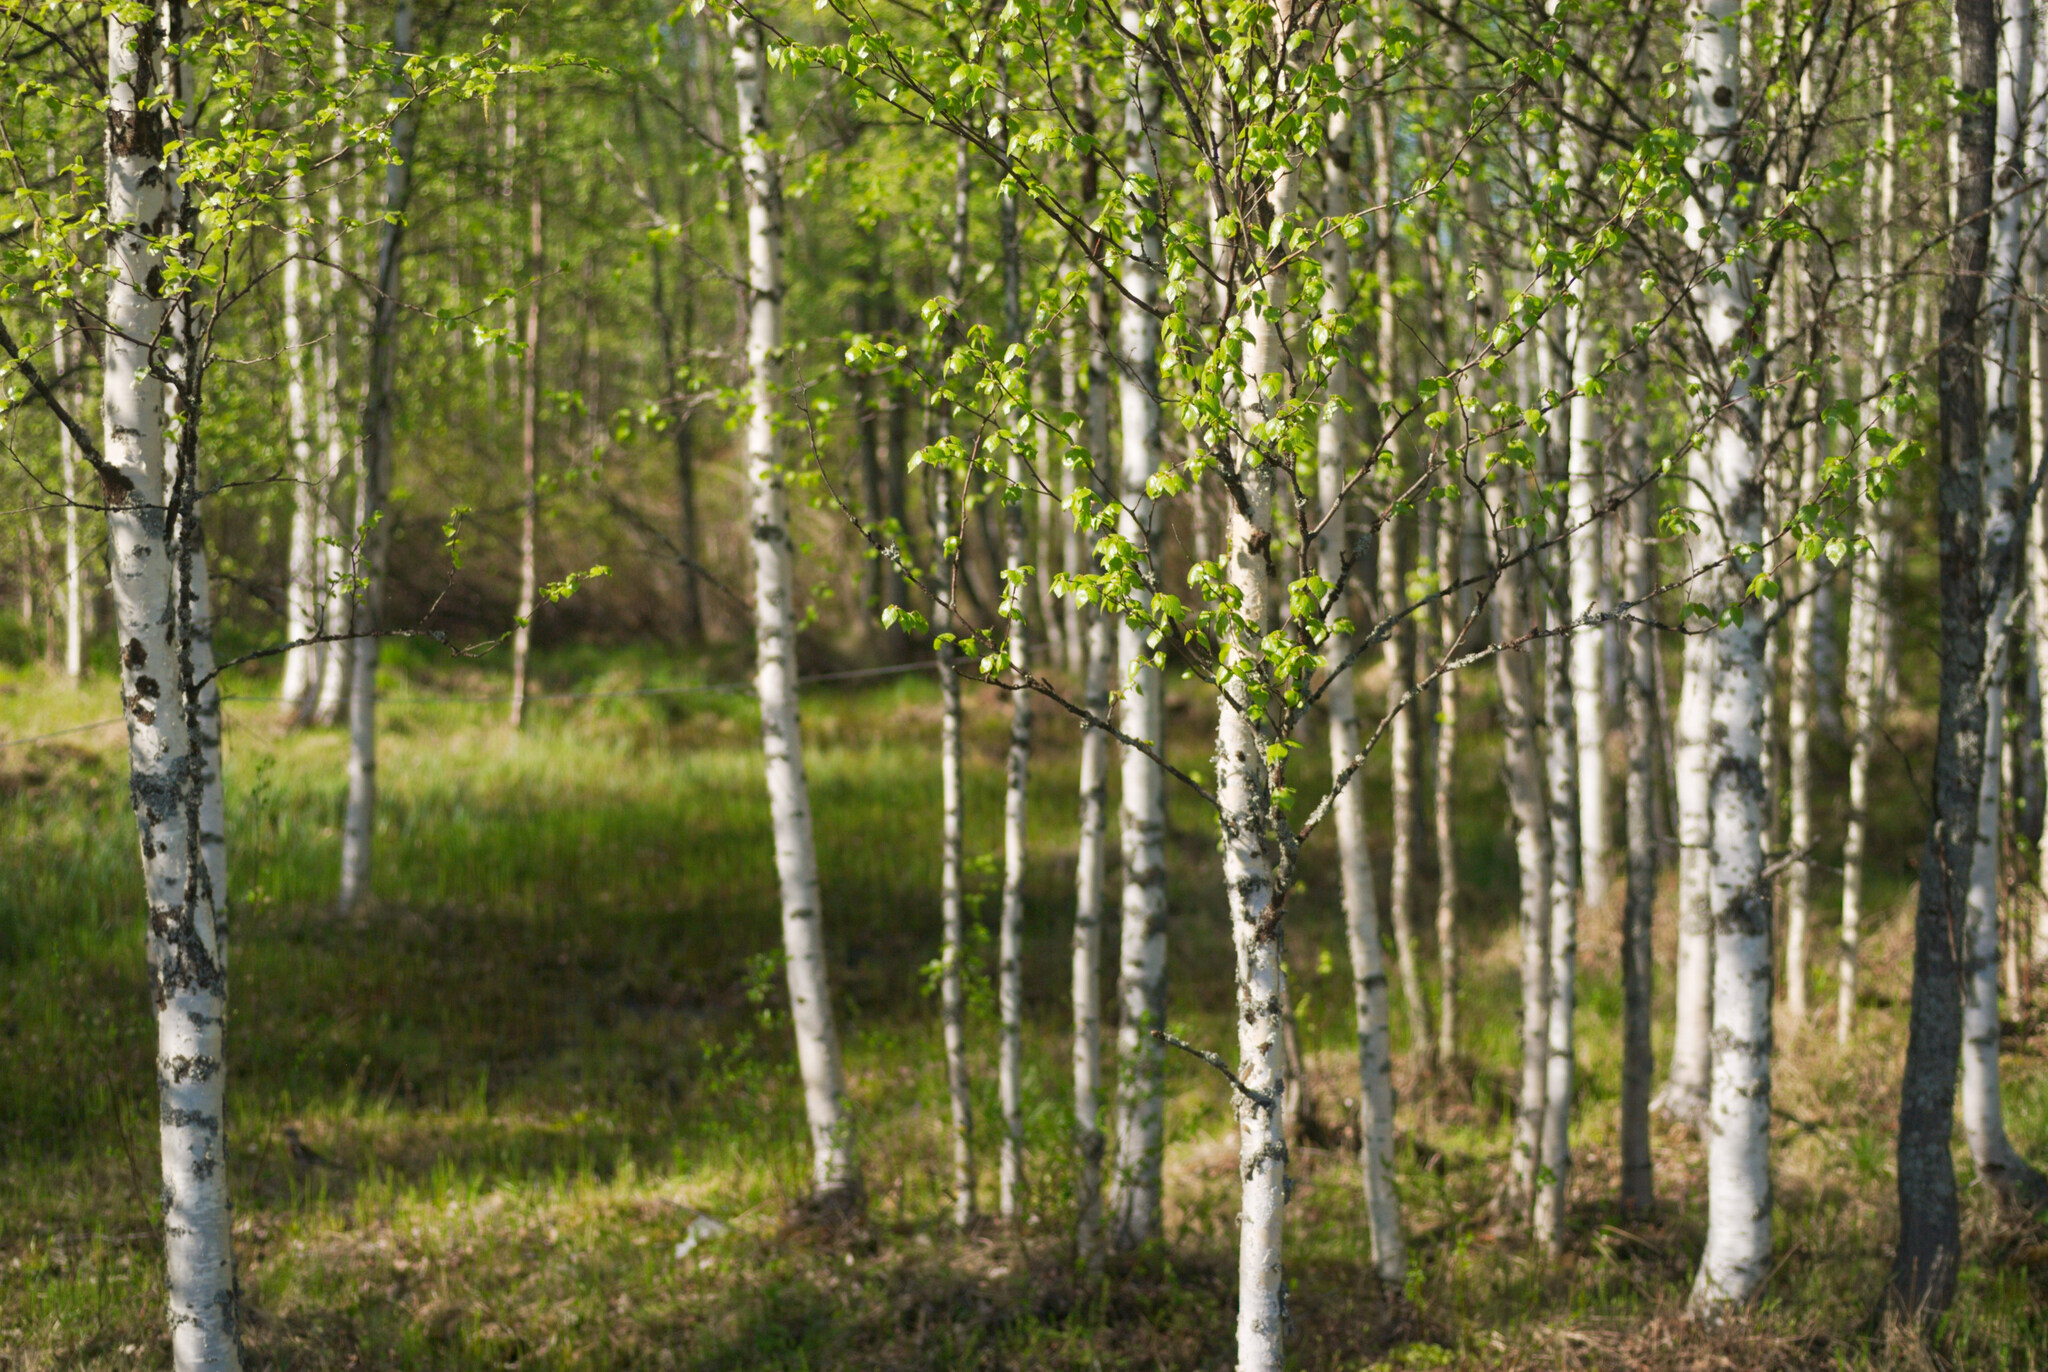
[1,647,2045,1370]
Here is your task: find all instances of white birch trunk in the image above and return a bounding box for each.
[1071,593,1112,1265]
[1381,544,1428,1070]
[1224,140,1296,1361]
[1535,618,1578,1249]
[1653,242,1724,1125]
[731,15,859,1208]
[1686,0,1773,1313]
[1784,419,1818,1025]
[1063,106,1113,1262]
[510,124,542,730]
[310,328,352,726]
[1840,512,1890,1043]
[1318,34,1402,1277]
[1567,301,1608,911]
[161,21,232,1121]
[1660,634,1716,1127]
[1959,0,2041,1200]
[1433,493,1464,1070]
[338,0,418,913]
[937,479,975,1227]
[310,0,353,727]
[1532,344,1580,1242]
[996,87,1031,1219]
[104,7,240,1364]
[280,145,319,716]
[1108,19,1170,1251]
[1494,470,1553,1221]
[938,138,976,1230]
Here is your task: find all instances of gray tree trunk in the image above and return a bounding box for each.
[338,0,419,914]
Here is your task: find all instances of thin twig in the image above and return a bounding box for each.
[1151,1029,1275,1112]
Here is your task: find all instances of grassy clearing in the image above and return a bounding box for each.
[1,648,2045,1370]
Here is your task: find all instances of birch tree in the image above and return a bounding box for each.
[771,0,1652,1353]
[2029,12,2048,984]
[733,13,860,1209]
[281,148,320,715]
[113,4,240,1359]
[1318,19,1401,1279]
[1535,415,1579,1248]
[1956,0,2048,1209]
[1068,88,1115,1264]
[1891,0,1996,1315]
[1214,78,1299,1362]
[310,0,354,729]
[338,0,421,913]
[1783,407,1818,1027]
[996,71,1032,1221]
[1070,543,1112,1267]
[1566,280,1607,916]
[1684,0,1774,1315]
[937,137,976,1230]
[1620,397,1656,1219]
[1369,45,1431,1073]
[1107,10,1170,1251]
[509,101,544,730]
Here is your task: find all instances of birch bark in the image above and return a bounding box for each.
[938,137,976,1230]
[510,111,543,730]
[996,75,1032,1220]
[1958,0,2046,1207]
[1319,27,1402,1279]
[1535,608,1578,1248]
[161,11,231,1131]
[1784,417,1818,1026]
[1494,467,1553,1221]
[1567,305,1608,912]
[1656,550,1714,1123]
[1071,570,1112,1267]
[1108,14,1170,1251]
[1685,0,1773,1314]
[1840,504,1889,1043]
[1535,402,1580,1246]
[1221,114,1298,1364]
[733,15,860,1208]
[281,152,319,715]
[103,3,240,1362]
[338,0,418,913]
[1365,53,1430,1074]
[310,0,353,726]
[1070,87,1117,1264]
[1433,490,1463,1070]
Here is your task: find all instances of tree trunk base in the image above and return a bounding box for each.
[786,1177,868,1232]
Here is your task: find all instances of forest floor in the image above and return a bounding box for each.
[2,645,2046,1370]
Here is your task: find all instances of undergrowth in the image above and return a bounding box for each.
[0,650,2043,1370]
